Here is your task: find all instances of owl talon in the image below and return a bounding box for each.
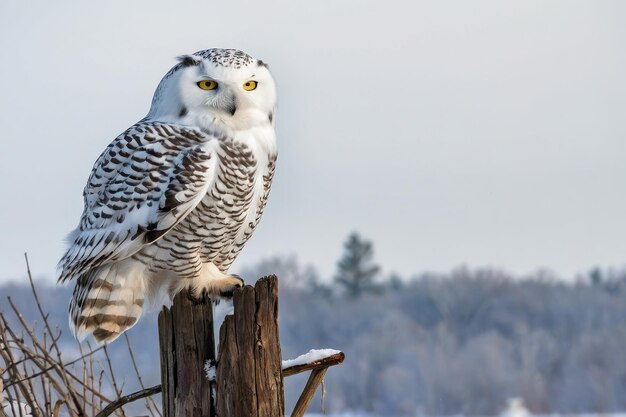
[187,288,211,305]
[186,274,244,303]
[219,275,244,298]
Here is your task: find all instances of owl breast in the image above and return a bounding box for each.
[136,137,276,278]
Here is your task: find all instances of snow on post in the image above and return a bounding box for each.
[282,349,341,369]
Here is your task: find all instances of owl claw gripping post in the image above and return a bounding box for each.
[58,49,278,344]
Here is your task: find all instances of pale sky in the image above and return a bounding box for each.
[0,1,625,283]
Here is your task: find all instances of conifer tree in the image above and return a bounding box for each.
[334,232,380,297]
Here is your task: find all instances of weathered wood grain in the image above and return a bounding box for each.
[215,315,236,417]
[255,276,284,417]
[234,285,257,417]
[158,276,340,417]
[158,290,216,417]
[216,275,285,417]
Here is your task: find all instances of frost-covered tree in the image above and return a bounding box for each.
[334,232,380,298]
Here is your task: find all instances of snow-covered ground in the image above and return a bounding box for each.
[304,401,626,417]
[3,401,626,417]
[305,412,626,417]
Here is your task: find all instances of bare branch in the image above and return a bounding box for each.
[94,385,162,417]
[123,333,162,417]
[0,254,160,417]
[290,368,328,417]
[4,347,104,389]
[22,254,86,416]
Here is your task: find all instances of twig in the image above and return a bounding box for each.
[321,379,326,414]
[0,255,146,417]
[5,297,101,409]
[4,347,104,388]
[23,254,86,417]
[42,374,51,417]
[6,309,109,416]
[97,370,105,411]
[85,342,96,417]
[94,385,162,417]
[0,315,36,417]
[51,400,65,417]
[1,323,66,417]
[0,367,6,417]
[123,333,162,417]
[102,345,122,398]
[23,255,63,358]
[21,361,42,416]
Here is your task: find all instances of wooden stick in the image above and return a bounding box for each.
[94,385,161,417]
[0,367,7,417]
[282,352,345,377]
[290,368,328,417]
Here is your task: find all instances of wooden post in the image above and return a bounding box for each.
[158,290,216,417]
[156,275,340,417]
[216,275,285,417]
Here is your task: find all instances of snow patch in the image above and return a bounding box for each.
[204,360,216,381]
[282,348,341,369]
[501,397,530,417]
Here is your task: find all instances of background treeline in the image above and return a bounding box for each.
[2,233,626,416]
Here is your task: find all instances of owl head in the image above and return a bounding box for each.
[148,48,277,130]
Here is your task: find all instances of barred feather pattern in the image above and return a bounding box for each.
[133,141,277,277]
[59,120,276,343]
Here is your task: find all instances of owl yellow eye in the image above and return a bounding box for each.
[243,81,257,91]
[197,80,218,90]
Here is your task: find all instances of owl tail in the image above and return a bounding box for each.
[69,259,146,344]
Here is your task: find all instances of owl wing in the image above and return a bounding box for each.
[58,121,218,282]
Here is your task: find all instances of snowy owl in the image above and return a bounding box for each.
[58,49,278,343]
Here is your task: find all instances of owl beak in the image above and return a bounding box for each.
[217,88,238,116]
[226,100,237,116]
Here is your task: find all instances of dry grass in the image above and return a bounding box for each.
[0,255,160,417]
